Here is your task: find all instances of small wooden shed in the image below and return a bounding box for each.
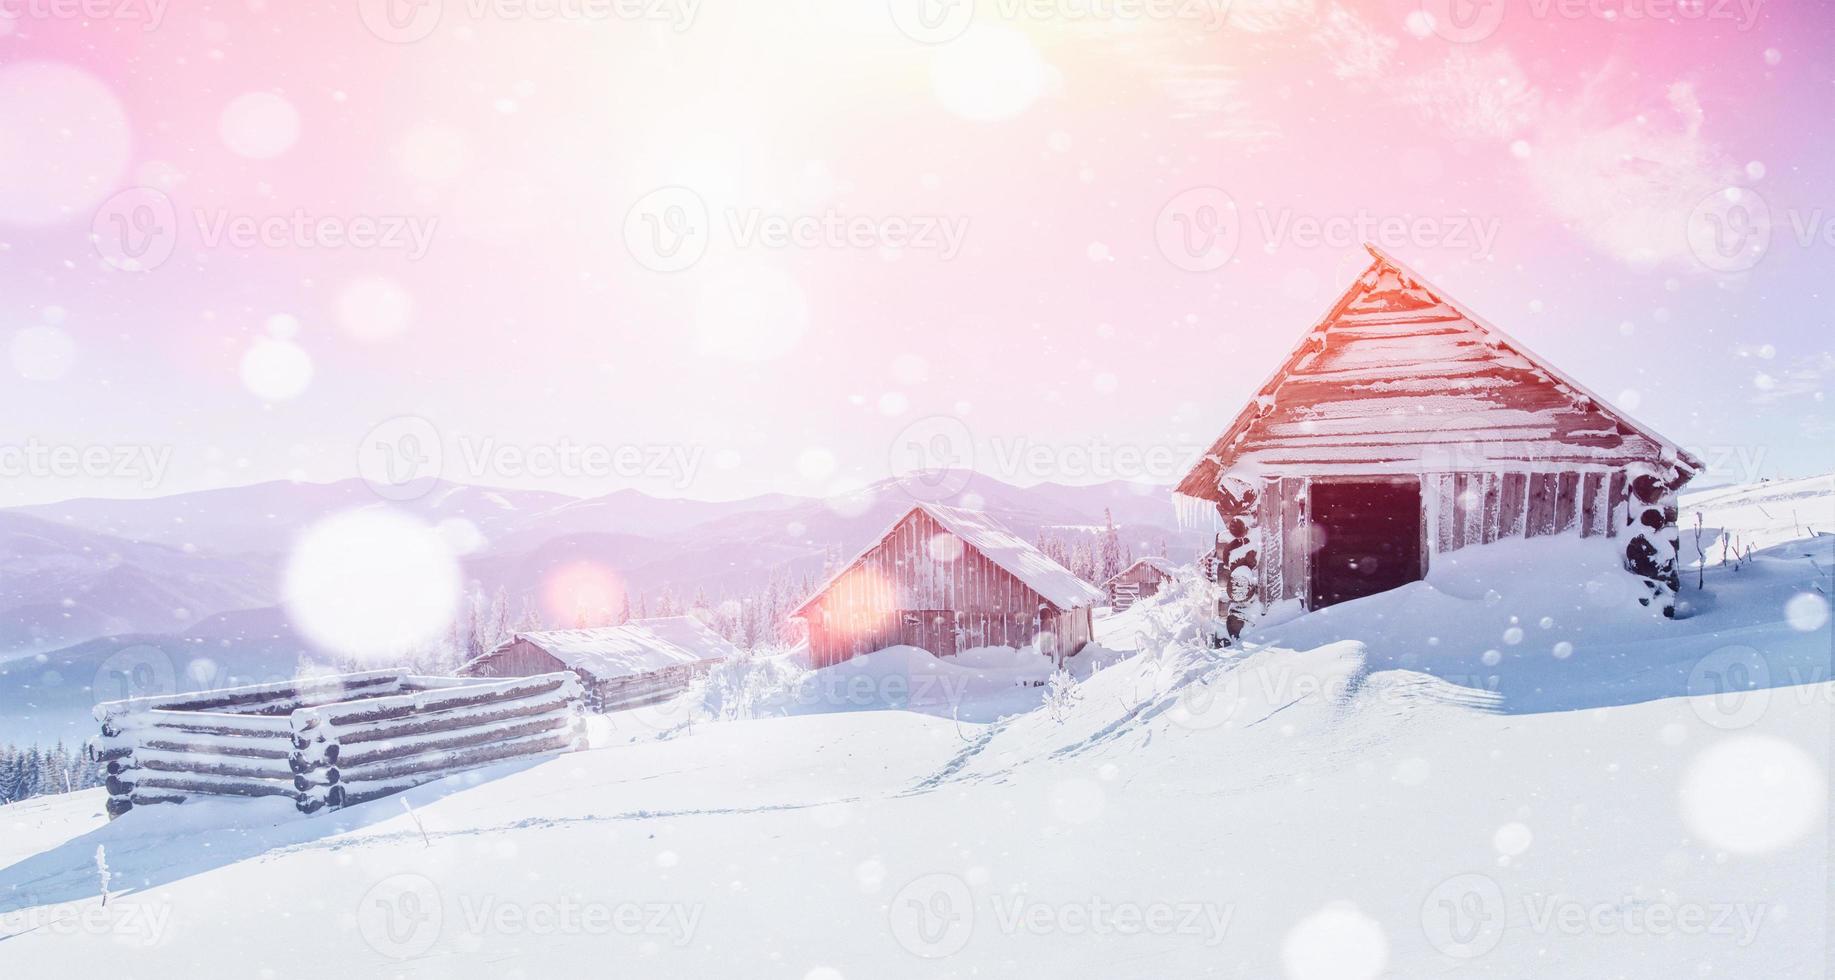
[457,616,739,711]
[1176,245,1701,641]
[1103,557,1179,610]
[791,503,1106,667]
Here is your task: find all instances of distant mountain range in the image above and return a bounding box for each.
[0,473,1200,744]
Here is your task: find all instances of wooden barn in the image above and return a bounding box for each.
[457,615,739,712]
[792,503,1106,667]
[1103,557,1179,610]
[1176,245,1701,641]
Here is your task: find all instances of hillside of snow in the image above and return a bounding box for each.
[0,482,1829,978]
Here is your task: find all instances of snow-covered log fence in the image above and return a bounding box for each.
[91,670,586,818]
[289,673,585,814]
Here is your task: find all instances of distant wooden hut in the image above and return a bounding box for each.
[1176,245,1701,642]
[457,616,738,711]
[791,503,1105,667]
[1103,557,1179,610]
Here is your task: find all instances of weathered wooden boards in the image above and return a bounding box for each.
[1240,467,1643,620]
[91,670,587,818]
[1103,561,1174,611]
[595,665,701,712]
[797,505,1100,666]
[1425,468,1623,556]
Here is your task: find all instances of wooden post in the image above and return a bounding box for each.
[1208,474,1262,647]
[1623,462,1683,617]
[91,710,139,819]
[288,709,342,814]
[98,738,136,819]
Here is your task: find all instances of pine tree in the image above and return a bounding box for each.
[1099,508,1123,583]
[515,596,543,632]
[0,744,19,803]
[486,587,511,650]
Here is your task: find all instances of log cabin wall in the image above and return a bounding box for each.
[460,639,716,712]
[595,663,708,711]
[803,509,1081,667]
[1106,563,1172,609]
[1256,467,1632,609]
[460,640,569,679]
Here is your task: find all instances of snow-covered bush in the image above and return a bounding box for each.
[685,647,811,722]
[1043,666,1080,723]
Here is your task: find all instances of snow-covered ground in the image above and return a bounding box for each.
[1,480,1830,978]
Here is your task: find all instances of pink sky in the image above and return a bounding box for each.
[2,0,1829,506]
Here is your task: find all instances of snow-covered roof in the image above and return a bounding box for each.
[468,616,740,680]
[1175,244,1703,512]
[1105,556,1179,586]
[792,503,1106,617]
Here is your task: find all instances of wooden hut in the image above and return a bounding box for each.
[791,503,1105,667]
[457,615,738,712]
[1103,557,1179,610]
[1175,245,1701,642]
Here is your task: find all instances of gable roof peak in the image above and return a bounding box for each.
[1173,247,1704,506]
[791,501,1104,618]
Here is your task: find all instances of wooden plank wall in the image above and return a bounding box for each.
[805,509,1083,666]
[1434,468,1625,556]
[460,641,569,679]
[1257,477,1310,608]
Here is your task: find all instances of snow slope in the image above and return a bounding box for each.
[0,496,1829,978]
[1682,473,1835,566]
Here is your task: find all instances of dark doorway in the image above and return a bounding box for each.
[1309,479,1424,609]
[900,610,959,657]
